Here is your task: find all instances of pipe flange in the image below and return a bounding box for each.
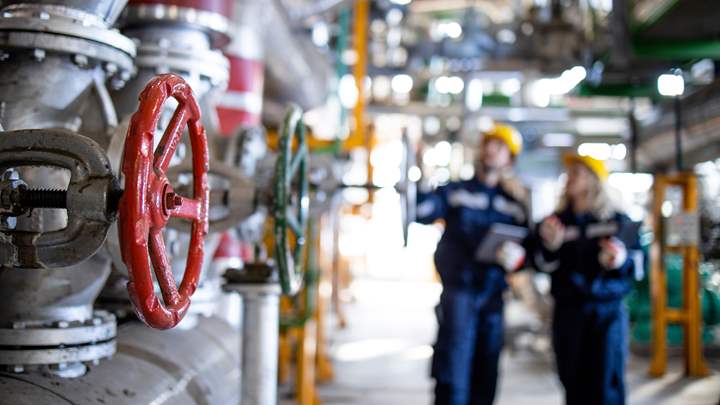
[0,8,136,56]
[0,6,136,84]
[0,2,126,27]
[0,4,110,29]
[122,3,231,49]
[0,310,116,368]
[136,44,229,88]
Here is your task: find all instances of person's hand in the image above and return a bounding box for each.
[497,241,526,272]
[539,216,565,251]
[598,237,627,270]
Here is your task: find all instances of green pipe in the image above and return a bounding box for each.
[575,82,660,99]
[634,39,720,60]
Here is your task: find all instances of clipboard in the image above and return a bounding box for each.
[474,223,528,263]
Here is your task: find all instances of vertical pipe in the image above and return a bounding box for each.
[351,0,369,146]
[628,97,638,173]
[240,286,280,405]
[674,96,683,172]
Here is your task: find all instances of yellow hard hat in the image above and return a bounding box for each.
[482,124,523,156]
[563,153,609,181]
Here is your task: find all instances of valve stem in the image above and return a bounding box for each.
[17,188,66,209]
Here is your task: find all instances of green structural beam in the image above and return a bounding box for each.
[482,93,512,107]
[575,82,660,99]
[634,39,720,60]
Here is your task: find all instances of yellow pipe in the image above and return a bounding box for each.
[266,129,371,153]
[350,0,369,150]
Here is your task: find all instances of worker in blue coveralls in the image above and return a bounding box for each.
[416,124,530,405]
[535,154,641,405]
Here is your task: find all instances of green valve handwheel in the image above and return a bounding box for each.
[273,105,310,295]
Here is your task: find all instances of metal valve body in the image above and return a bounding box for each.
[0,0,136,374]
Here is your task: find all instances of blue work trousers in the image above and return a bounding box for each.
[432,288,504,405]
[552,300,628,405]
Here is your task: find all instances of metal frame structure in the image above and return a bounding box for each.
[649,173,710,377]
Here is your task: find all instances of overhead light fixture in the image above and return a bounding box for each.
[435,76,464,95]
[386,8,404,25]
[575,117,628,135]
[529,66,587,107]
[578,142,612,160]
[542,133,574,147]
[434,141,452,166]
[442,21,462,39]
[391,74,413,94]
[338,74,359,109]
[423,116,440,135]
[499,78,521,96]
[577,142,628,161]
[311,22,329,47]
[372,75,391,100]
[432,21,462,40]
[496,29,516,44]
[465,78,483,111]
[657,72,684,97]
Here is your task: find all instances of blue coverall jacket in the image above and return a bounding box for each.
[416,178,529,405]
[535,208,640,405]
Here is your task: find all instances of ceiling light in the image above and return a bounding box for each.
[542,133,574,147]
[657,72,684,97]
[391,74,413,94]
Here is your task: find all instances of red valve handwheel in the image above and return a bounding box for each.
[118,73,209,329]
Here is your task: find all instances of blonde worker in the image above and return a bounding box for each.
[536,154,641,405]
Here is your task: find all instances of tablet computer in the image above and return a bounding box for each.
[474,223,528,263]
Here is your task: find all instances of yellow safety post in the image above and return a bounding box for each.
[649,173,710,377]
[315,214,335,383]
[295,292,320,405]
[278,326,292,385]
[315,282,335,383]
[296,217,323,405]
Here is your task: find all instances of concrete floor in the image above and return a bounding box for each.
[313,279,720,405]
